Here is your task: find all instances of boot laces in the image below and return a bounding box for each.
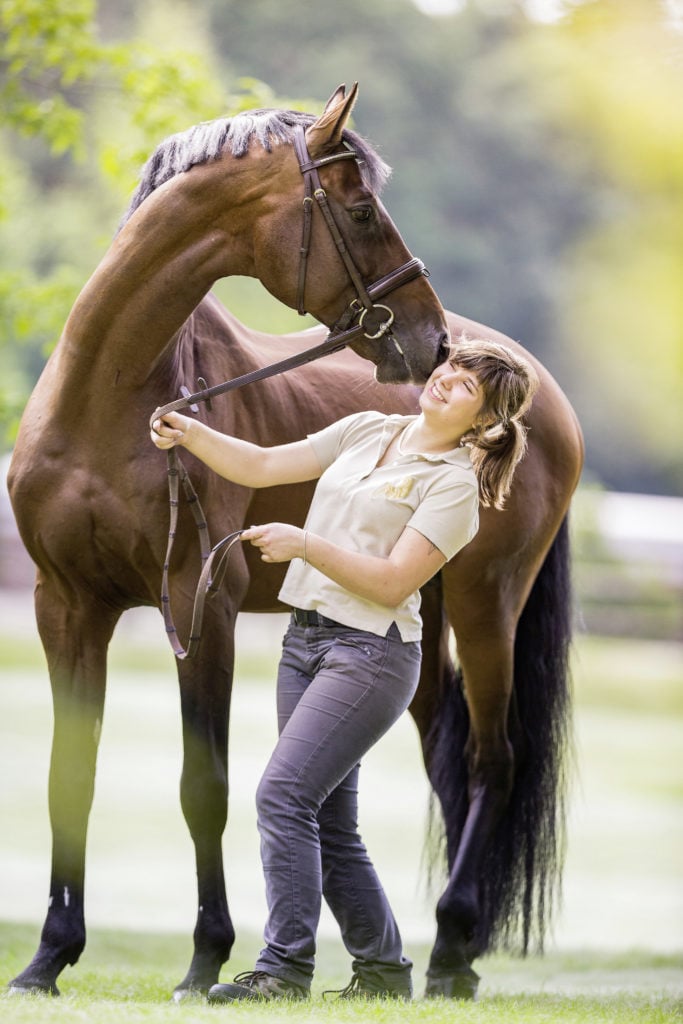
[323,973,362,999]
[232,970,269,988]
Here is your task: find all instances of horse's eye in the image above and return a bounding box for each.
[350,207,373,223]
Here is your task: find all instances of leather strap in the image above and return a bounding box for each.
[160,447,244,660]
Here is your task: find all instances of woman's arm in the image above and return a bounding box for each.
[242,523,447,608]
[150,411,323,488]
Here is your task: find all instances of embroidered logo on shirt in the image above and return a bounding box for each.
[376,476,417,500]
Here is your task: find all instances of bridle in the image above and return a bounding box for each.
[292,125,425,341]
[153,125,429,424]
[154,124,432,659]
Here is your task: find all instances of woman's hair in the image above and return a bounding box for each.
[450,336,540,509]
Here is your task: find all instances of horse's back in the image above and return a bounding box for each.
[197,297,421,437]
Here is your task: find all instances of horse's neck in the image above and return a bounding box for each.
[60,153,270,387]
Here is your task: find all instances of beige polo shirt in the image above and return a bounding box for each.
[278,411,479,641]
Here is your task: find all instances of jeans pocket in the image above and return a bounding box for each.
[336,632,387,661]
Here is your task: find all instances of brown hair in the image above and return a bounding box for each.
[450,337,540,509]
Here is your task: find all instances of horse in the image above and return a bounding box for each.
[6,84,584,1000]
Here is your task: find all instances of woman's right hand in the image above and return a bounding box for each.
[150,410,193,450]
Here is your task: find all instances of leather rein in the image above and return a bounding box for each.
[154,125,429,659]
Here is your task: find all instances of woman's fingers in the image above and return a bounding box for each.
[150,413,187,448]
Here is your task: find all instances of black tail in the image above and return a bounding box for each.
[427,515,574,955]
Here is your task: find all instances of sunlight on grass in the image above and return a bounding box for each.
[572,634,683,715]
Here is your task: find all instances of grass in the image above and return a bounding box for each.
[1,604,681,1021]
[572,634,683,716]
[1,922,681,1023]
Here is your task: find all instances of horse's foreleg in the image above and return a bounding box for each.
[424,634,515,1000]
[9,580,118,995]
[172,606,238,1000]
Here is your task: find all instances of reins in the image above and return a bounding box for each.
[150,257,425,423]
[160,452,243,660]
[155,127,429,659]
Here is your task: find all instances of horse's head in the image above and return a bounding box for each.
[248,85,449,384]
[121,86,449,384]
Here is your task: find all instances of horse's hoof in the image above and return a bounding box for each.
[424,965,479,1000]
[7,981,60,997]
[171,986,207,1004]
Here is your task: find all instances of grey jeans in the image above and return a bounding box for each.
[253,617,422,992]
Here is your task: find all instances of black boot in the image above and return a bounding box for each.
[324,972,412,1000]
[208,970,309,1003]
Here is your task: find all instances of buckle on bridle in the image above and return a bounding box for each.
[358,303,395,340]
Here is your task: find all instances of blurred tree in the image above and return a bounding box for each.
[0,0,213,430]
[520,0,683,492]
[0,0,225,179]
[0,0,301,438]
[1,0,98,159]
[202,0,597,385]
[202,0,681,494]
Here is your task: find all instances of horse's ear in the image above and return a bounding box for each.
[322,84,349,110]
[306,82,359,156]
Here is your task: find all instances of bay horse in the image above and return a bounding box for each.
[6,84,584,1000]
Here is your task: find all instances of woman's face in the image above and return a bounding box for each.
[419,359,487,436]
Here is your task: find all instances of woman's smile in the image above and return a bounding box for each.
[427,381,447,403]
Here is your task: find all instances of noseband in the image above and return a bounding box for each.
[292,125,426,342]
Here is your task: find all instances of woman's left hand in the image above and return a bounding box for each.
[241,523,305,564]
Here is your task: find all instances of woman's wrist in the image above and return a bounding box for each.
[181,417,214,453]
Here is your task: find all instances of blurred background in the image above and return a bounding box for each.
[0,0,681,973]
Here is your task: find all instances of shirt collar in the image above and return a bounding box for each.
[383,414,474,468]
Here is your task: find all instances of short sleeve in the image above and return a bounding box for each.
[406,476,479,561]
[306,411,386,471]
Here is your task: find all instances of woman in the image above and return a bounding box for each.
[151,338,539,1002]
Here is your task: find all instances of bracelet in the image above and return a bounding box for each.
[302,530,308,565]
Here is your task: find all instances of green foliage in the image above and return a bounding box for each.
[515,0,683,492]
[0,0,98,157]
[0,0,281,444]
[1,0,212,158]
[0,267,82,439]
[0,0,229,191]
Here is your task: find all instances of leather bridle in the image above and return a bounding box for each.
[153,126,429,425]
[154,125,433,659]
[293,125,425,340]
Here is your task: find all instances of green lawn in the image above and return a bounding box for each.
[0,603,681,1021]
[1,922,681,1023]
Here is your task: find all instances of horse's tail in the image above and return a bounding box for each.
[427,514,574,955]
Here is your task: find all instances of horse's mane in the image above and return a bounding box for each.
[121,108,392,225]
